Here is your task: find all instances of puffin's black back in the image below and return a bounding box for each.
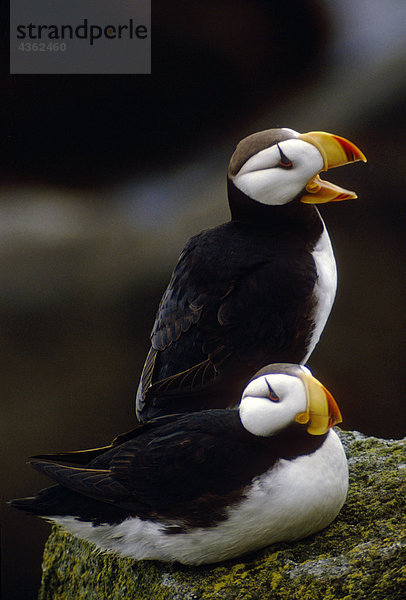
[136,190,323,421]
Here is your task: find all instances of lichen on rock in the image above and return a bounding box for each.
[38,430,406,600]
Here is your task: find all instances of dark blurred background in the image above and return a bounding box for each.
[2,1,405,598]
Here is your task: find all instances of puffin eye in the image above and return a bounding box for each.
[265,378,280,402]
[277,144,293,169]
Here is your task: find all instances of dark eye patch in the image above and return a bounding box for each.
[277,144,293,169]
[265,378,280,402]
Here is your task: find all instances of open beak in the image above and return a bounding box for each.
[298,131,367,204]
[295,369,342,435]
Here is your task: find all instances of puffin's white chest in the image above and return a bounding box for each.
[304,217,337,362]
[51,430,348,565]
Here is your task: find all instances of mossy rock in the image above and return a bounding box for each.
[38,430,406,600]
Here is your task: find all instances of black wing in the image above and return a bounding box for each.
[26,411,276,527]
[136,223,317,420]
[136,230,234,414]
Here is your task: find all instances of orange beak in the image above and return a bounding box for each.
[298,131,367,204]
[295,369,343,435]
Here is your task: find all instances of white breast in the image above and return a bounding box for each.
[49,430,348,565]
[303,213,337,363]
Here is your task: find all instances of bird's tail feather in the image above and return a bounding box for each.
[9,485,67,516]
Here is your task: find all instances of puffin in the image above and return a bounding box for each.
[136,128,366,421]
[11,364,347,565]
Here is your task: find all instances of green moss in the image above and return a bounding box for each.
[38,430,406,600]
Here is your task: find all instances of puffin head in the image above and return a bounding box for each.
[239,363,342,437]
[228,128,366,209]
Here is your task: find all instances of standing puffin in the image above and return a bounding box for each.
[136,128,366,421]
[10,364,348,565]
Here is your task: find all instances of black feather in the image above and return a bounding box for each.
[10,409,327,528]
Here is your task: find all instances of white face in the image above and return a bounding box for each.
[239,373,308,437]
[231,132,324,206]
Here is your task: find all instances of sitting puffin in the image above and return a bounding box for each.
[136,128,366,421]
[10,364,348,565]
